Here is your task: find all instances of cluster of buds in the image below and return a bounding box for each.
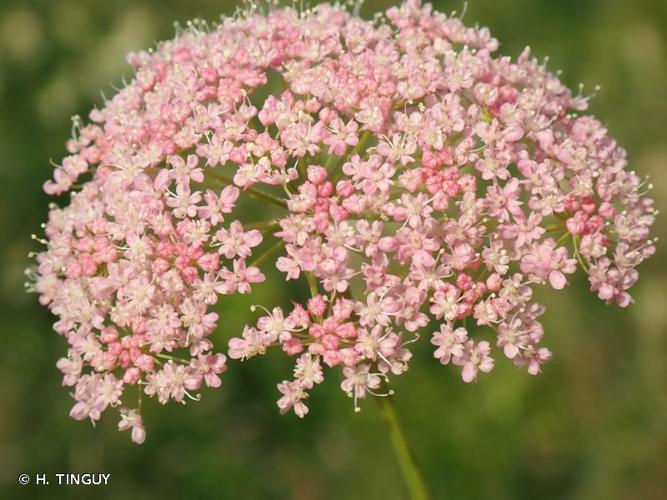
[28,0,655,443]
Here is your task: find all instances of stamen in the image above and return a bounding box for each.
[368,387,395,397]
[31,234,48,246]
[250,303,273,316]
[402,332,421,346]
[184,390,202,402]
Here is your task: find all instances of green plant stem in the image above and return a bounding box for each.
[250,239,285,267]
[330,129,373,181]
[305,271,319,298]
[245,219,280,231]
[377,396,431,500]
[206,171,287,209]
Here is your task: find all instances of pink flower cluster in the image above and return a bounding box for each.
[29,0,656,442]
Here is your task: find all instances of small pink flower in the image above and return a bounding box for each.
[341,364,381,411]
[118,408,146,444]
[216,259,265,295]
[277,380,309,418]
[228,326,267,360]
[215,221,263,259]
[293,353,324,389]
[454,341,495,383]
[520,239,577,289]
[431,325,468,365]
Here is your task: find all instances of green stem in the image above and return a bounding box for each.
[250,239,285,268]
[207,171,288,209]
[377,396,431,500]
[572,235,590,273]
[305,271,319,298]
[330,129,373,181]
[156,353,189,363]
[245,219,280,231]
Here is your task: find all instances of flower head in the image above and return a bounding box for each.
[28,0,656,442]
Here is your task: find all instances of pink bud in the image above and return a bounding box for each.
[108,341,123,356]
[101,352,117,371]
[317,181,334,198]
[456,273,473,291]
[152,258,170,274]
[65,260,82,279]
[598,202,615,218]
[322,334,339,350]
[282,337,304,356]
[336,180,355,198]
[566,215,585,235]
[307,295,327,316]
[422,150,441,168]
[99,331,119,345]
[322,350,341,367]
[318,107,334,123]
[182,266,198,284]
[155,241,175,258]
[135,354,155,371]
[118,351,131,369]
[197,253,220,272]
[230,146,247,164]
[313,211,330,233]
[563,197,579,212]
[486,273,502,292]
[335,322,357,339]
[123,367,141,384]
[330,204,348,223]
[309,324,324,339]
[307,165,328,185]
[581,196,596,214]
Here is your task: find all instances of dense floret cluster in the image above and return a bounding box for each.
[29,0,656,443]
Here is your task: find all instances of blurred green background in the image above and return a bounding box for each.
[1,0,665,498]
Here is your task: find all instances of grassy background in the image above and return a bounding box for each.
[0,0,665,498]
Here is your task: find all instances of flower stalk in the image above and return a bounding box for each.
[377,396,431,500]
[207,171,288,209]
